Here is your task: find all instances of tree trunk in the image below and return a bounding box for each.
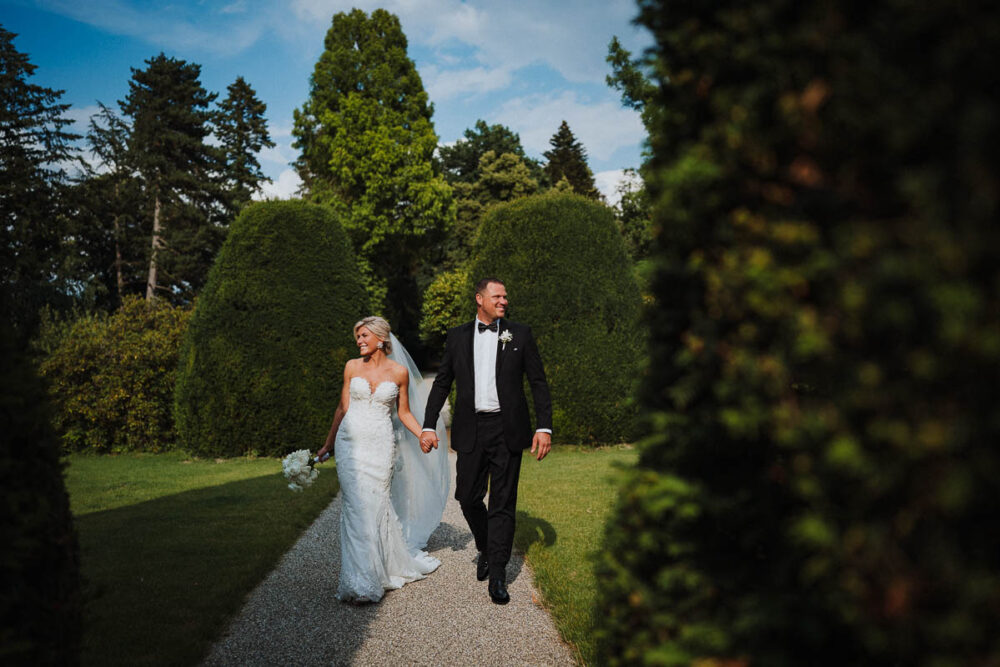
[113,183,124,307]
[146,195,162,303]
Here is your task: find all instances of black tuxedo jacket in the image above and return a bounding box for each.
[423,319,552,453]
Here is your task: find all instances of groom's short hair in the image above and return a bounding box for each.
[474,277,505,296]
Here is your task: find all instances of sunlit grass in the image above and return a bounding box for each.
[66,452,339,667]
[516,445,638,666]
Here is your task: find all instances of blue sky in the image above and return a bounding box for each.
[3,0,652,201]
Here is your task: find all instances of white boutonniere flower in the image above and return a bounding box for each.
[499,330,513,350]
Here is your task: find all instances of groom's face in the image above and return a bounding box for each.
[476,282,507,322]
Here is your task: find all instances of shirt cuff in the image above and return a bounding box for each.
[535,428,552,434]
[421,428,437,433]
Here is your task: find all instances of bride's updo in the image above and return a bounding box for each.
[354,316,392,354]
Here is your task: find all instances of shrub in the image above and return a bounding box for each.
[174,200,368,457]
[0,313,81,664]
[39,295,191,453]
[419,266,473,351]
[469,192,642,444]
[597,0,1000,664]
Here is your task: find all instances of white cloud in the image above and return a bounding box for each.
[594,169,623,207]
[494,91,644,163]
[290,0,649,84]
[423,65,513,101]
[255,168,302,200]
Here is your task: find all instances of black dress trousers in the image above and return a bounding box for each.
[454,411,523,580]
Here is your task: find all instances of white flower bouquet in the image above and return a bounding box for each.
[282,449,320,491]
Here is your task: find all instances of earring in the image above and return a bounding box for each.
[377,341,384,349]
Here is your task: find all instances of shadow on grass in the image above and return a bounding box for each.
[76,472,341,667]
[511,510,557,585]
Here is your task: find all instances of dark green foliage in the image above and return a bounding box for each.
[543,121,600,200]
[174,201,368,457]
[0,25,80,339]
[215,76,274,213]
[0,304,81,664]
[39,295,191,453]
[614,169,652,261]
[469,193,641,444]
[597,0,1000,664]
[292,8,453,345]
[439,119,543,185]
[120,53,224,304]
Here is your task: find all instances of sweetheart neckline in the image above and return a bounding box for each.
[349,376,397,397]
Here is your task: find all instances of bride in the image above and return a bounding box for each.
[314,316,449,603]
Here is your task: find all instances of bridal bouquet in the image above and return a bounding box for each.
[282,449,319,492]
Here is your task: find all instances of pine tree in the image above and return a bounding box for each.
[543,121,600,200]
[215,76,274,214]
[292,8,453,343]
[0,25,79,338]
[77,102,145,307]
[120,53,223,304]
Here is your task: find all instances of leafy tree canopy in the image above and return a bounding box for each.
[438,119,542,184]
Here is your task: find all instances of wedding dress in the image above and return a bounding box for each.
[333,335,448,602]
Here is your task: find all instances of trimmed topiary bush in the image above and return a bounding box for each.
[469,192,642,444]
[596,0,1000,664]
[174,200,368,457]
[0,316,81,664]
[419,265,473,352]
[39,295,191,453]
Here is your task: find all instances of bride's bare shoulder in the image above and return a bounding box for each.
[386,359,409,383]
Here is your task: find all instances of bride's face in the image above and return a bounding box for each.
[356,327,382,357]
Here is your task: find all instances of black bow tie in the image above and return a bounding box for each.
[478,321,498,333]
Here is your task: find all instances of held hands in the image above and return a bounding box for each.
[531,431,552,461]
[419,432,439,454]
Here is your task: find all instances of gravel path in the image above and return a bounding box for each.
[203,451,575,666]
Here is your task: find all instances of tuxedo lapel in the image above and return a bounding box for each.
[495,317,506,377]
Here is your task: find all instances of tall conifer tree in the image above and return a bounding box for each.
[292,8,453,338]
[216,76,274,214]
[0,26,79,336]
[543,121,600,200]
[120,53,222,304]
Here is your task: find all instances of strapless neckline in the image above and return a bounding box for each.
[350,376,397,397]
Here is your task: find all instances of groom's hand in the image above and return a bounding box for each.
[530,432,551,461]
[420,432,439,453]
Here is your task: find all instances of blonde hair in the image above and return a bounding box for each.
[354,316,392,354]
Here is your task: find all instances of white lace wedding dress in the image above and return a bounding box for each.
[334,376,441,602]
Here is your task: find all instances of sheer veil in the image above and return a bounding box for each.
[387,333,449,550]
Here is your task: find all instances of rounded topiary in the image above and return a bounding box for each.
[39,296,191,453]
[469,192,642,444]
[0,318,81,664]
[174,200,368,457]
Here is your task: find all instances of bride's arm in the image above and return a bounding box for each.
[395,369,424,439]
[316,362,352,461]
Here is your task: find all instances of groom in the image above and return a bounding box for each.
[420,277,552,605]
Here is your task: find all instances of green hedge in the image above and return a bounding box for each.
[174,200,368,457]
[597,0,1000,664]
[0,314,81,664]
[469,192,642,444]
[39,295,191,453]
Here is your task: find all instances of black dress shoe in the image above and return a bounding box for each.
[488,576,510,605]
[476,553,489,581]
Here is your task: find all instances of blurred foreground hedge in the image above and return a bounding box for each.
[597,0,1000,664]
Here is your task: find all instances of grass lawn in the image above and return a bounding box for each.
[515,445,638,666]
[65,452,339,667]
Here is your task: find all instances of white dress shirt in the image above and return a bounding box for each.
[474,318,501,412]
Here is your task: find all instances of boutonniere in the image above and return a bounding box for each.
[499,330,513,350]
